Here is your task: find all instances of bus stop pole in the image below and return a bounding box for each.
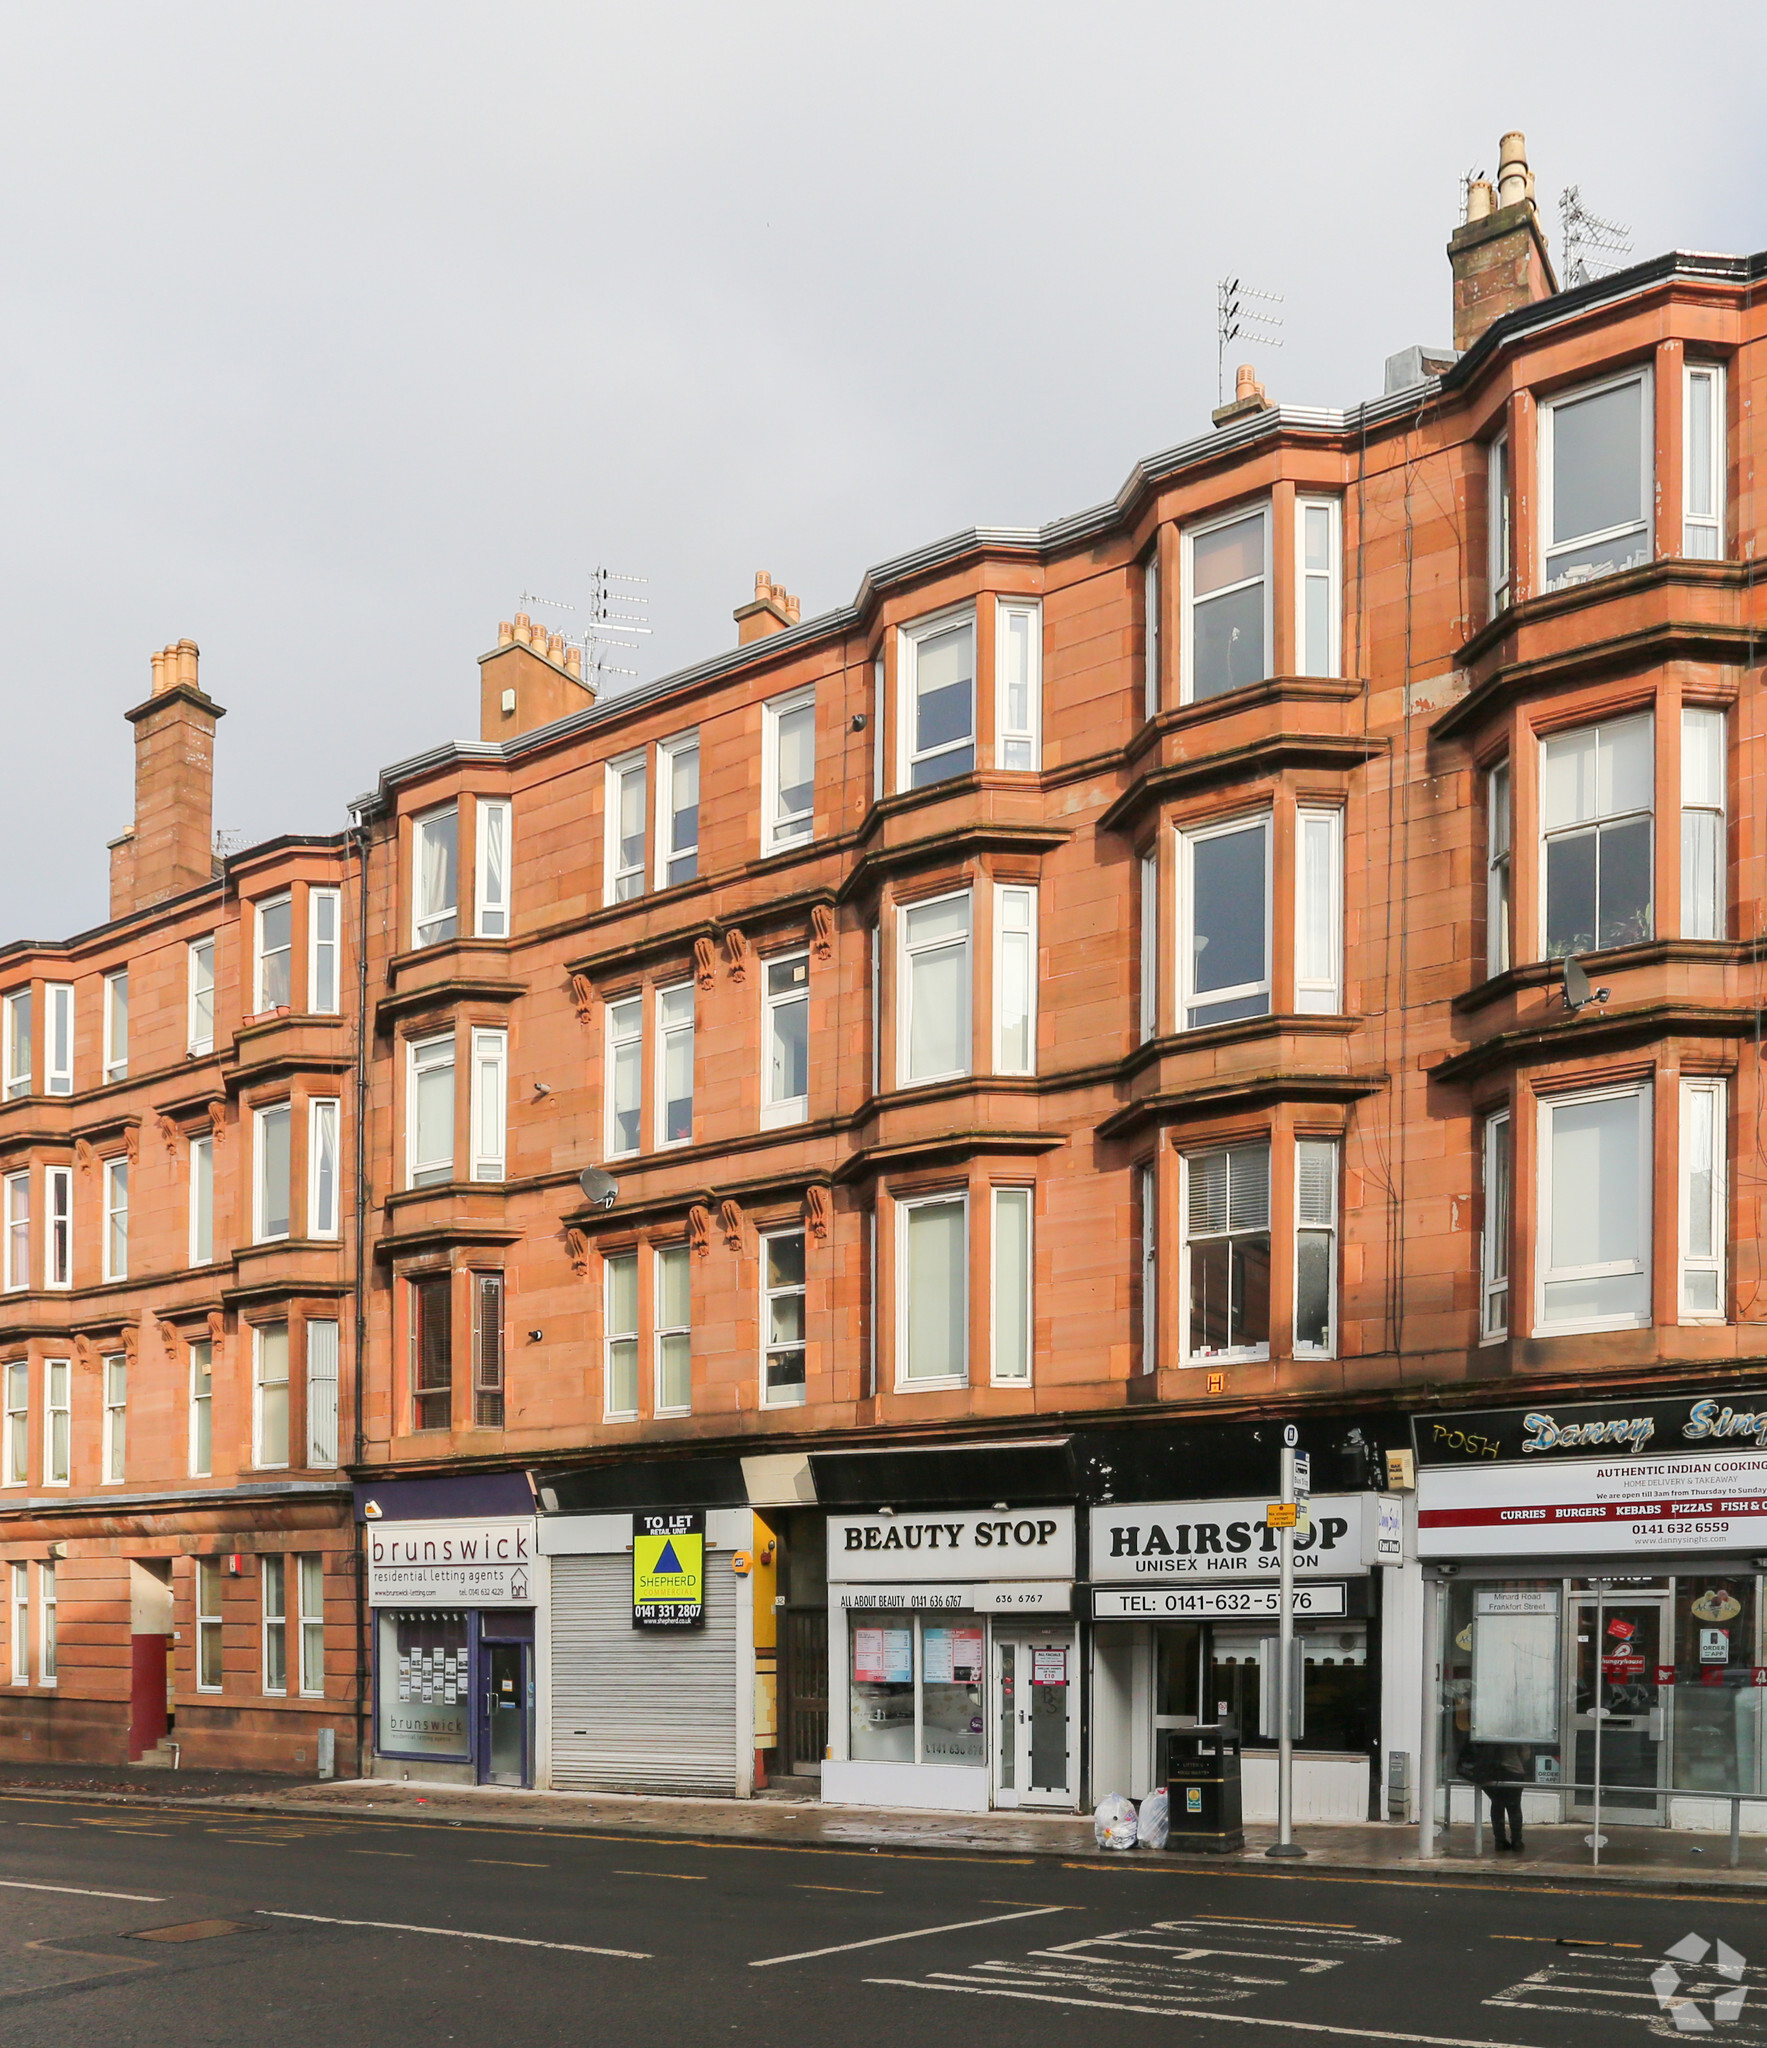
[1267,1438,1305,1860]
[1418,1573,1440,1860]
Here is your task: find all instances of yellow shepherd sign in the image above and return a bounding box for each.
[633,1511,705,1628]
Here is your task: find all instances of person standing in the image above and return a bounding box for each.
[1485,1741,1531,1851]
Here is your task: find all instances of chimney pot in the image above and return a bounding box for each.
[498,619,514,646]
[1497,131,1529,210]
[1465,177,1495,224]
[1448,129,1558,353]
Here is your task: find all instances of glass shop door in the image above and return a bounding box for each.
[479,1639,531,1787]
[993,1630,1078,1810]
[1571,1594,1669,1825]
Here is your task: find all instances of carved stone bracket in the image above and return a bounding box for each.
[206,1310,225,1347]
[563,1226,591,1277]
[693,937,717,991]
[156,1112,181,1156]
[723,928,752,984]
[811,903,835,960]
[804,1184,831,1242]
[156,1319,180,1353]
[73,1334,94,1372]
[568,973,595,1025]
[688,1205,712,1259]
[74,1139,95,1178]
[122,1326,137,1370]
[718,1198,745,1253]
[206,1101,227,1146]
[123,1125,139,1166]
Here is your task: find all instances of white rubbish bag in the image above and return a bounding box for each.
[1136,1787,1170,1850]
[1093,1792,1138,1850]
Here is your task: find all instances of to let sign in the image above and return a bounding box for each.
[633,1511,705,1628]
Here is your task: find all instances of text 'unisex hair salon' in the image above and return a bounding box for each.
[1418,1391,1767,1831]
[823,1507,1076,1813]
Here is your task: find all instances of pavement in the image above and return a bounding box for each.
[2,1785,1767,2048]
[8,1763,1767,1894]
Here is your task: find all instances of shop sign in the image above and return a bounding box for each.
[1415,1392,1767,1467]
[1093,1582,1349,1620]
[1088,1495,1386,1581]
[827,1508,1074,1582]
[633,1511,705,1628]
[1418,1449,1767,1558]
[366,1519,535,1607]
[834,1582,1071,1612]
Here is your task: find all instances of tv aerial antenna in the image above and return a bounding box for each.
[515,572,652,690]
[1559,186,1632,288]
[1216,277,1283,405]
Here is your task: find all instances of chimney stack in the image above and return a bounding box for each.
[1448,129,1558,353]
[1210,362,1275,431]
[734,571,802,646]
[111,639,224,918]
[478,611,596,742]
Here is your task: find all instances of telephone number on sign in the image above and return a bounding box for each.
[1092,1584,1348,1619]
[1630,1521,1733,1540]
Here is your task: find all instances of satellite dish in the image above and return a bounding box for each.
[1561,956,1611,1014]
[578,1165,619,1210]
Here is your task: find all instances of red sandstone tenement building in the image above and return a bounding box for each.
[8,133,1767,1831]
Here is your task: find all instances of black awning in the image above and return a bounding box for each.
[808,1439,1075,1509]
[537,1456,750,1515]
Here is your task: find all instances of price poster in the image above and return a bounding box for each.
[633,1511,706,1628]
[1031,1647,1068,1686]
[922,1627,983,1684]
[853,1627,913,1683]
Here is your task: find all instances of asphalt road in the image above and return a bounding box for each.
[1,1792,1764,2047]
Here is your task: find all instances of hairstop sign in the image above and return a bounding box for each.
[632,1510,705,1628]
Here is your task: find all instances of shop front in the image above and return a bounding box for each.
[822,1507,1077,1814]
[1417,1390,1767,1833]
[359,1474,537,1787]
[1088,1492,1403,1823]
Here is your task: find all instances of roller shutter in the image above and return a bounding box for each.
[549,1553,739,1794]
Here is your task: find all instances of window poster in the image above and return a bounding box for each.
[1031,1647,1068,1686]
[922,1627,984,1685]
[1471,1590,1560,1742]
[854,1626,913,1684]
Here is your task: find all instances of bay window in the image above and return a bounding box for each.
[1142,547,1161,719]
[1183,1142,1270,1365]
[900,611,976,789]
[474,799,511,938]
[309,1098,341,1235]
[4,1361,25,1486]
[657,734,699,888]
[606,755,647,903]
[1541,370,1651,591]
[990,1187,1032,1385]
[657,984,694,1146]
[254,893,292,1011]
[9,1562,25,1682]
[472,1274,504,1430]
[309,889,342,1013]
[44,984,72,1095]
[655,1245,692,1414]
[409,1033,456,1186]
[39,1565,55,1686]
[254,1103,291,1242]
[103,1157,129,1280]
[45,1166,71,1288]
[1488,431,1510,617]
[189,1340,213,1477]
[603,1251,638,1419]
[1679,1077,1727,1322]
[190,1134,214,1265]
[254,1321,290,1466]
[900,892,971,1084]
[2,1173,26,1292]
[762,1228,806,1407]
[763,954,809,1125]
[299,1556,325,1697]
[1295,498,1341,677]
[413,807,460,947]
[1486,761,1511,976]
[263,1555,287,1694]
[44,1360,69,1485]
[103,969,128,1082]
[1540,714,1653,958]
[763,688,816,852]
[1184,504,1268,703]
[1292,1140,1338,1359]
[102,1352,126,1483]
[1536,1082,1651,1333]
[1139,851,1158,1041]
[1481,1109,1511,1343]
[469,1029,506,1182]
[1178,813,1269,1029]
[410,1276,452,1432]
[1138,1162,1157,1373]
[898,1193,967,1387]
[606,997,642,1157]
[993,885,1037,1074]
[1294,809,1343,1014]
[3,988,29,1098]
[189,936,216,1050]
[995,599,1041,770]
[1683,363,1725,559]
[1681,706,1726,940]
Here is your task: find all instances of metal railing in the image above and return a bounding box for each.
[1447,1779,1767,1867]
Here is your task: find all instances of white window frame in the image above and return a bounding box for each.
[1682,362,1726,560]
[655,983,694,1149]
[760,1227,807,1409]
[253,892,292,1013]
[9,1561,25,1682]
[102,968,128,1083]
[871,652,885,805]
[101,1352,126,1485]
[1294,807,1343,1015]
[762,687,817,855]
[1293,1139,1339,1361]
[1176,811,1272,1030]
[306,1319,340,1468]
[1487,761,1512,977]
[1180,501,1272,705]
[1682,705,1726,941]
[1142,546,1161,720]
[1139,851,1159,1041]
[1488,431,1511,618]
[189,1134,214,1266]
[1539,367,1653,593]
[2,988,29,1099]
[869,924,880,1098]
[102,1156,129,1281]
[412,805,460,948]
[253,1102,292,1245]
[298,1554,325,1698]
[993,885,1037,1075]
[1180,1142,1272,1368]
[44,1358,69,1486]
[1679,1076,1727,1324]
[44,1165,71,1289]
[898,890,973,1087]
[994,598,1042,772]
[188,937,216,1052]
[897,606,977,792]
[468,1029,506,1183]
[44,983,72,1096]
[2,1171,27,1293]
[656,733,700,890]
[1535,1082,1653,1337]
[38,1563,55,1687]
[654,1243,692,1417]
[309,1097,341,1237]
[474,799,512,939]
[1295,495,1342,678]
[3,1361,26,1487]
[605,753,647,905]
[603,1251,639,1422]
[989,1186,1033,1386]
[1538,713,1656,960]
[262,1553,287,1695]
[308,889,342,1015]
[1139,1161,1157,1373]
[1481,1108,1511,1344]
[895,1190,969,1391]
[253,1320,291,1470]
[195,1558,223,1693]
[762,951,810,1129]
[189,1338,213,1478]
[605,997,643,1159]
[407,1032,456,1187]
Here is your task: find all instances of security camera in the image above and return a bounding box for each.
[578,1165,618,1210]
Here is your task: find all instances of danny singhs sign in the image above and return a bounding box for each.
[828,1508,1075,1582]
[366,1520,535,1607]
[1416,1394,1767,1466]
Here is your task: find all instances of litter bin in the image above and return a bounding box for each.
[1165,1726,1244,1854]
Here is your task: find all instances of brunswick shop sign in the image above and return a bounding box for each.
[1414,1392,1767,1467]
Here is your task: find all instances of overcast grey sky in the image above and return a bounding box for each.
[4,2,1765,939]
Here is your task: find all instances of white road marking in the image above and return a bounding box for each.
[258,1910,648,1959]
[0,1878,165,1902]
[750,1906,1065,1968]
[868,1975,1548,2045]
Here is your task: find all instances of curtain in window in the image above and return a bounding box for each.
[905,1201,966,1380]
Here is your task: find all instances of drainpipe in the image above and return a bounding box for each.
[351,817,372,1778]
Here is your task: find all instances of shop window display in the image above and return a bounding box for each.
[849,1609,985,1767]
[1673,1577,1761,1796]
[1211,1622,1370,1752]
[378,1609,470,1760]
